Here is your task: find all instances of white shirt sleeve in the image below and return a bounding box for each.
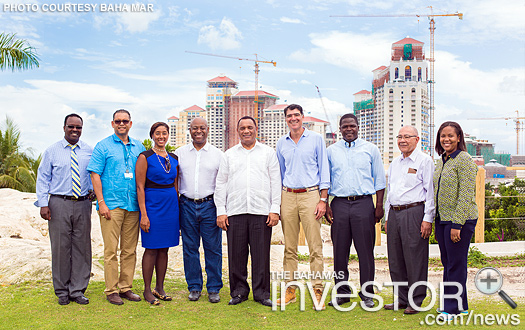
[214,152,229,216]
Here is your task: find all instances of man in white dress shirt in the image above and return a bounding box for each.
[384,125,435,314]
[175,117,224,303]
[215,116,281,307]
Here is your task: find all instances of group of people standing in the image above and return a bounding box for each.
[35,105,478,320]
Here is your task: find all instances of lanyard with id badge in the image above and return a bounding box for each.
[123,143,134,179]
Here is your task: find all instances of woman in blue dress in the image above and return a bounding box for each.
[136,122,179,305]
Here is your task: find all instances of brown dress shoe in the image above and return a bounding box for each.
[404,306,420,314]
[384,302,408,310]
[119,290,141,302]
[107,293,124,305]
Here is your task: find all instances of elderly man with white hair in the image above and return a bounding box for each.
[384,125,435,315]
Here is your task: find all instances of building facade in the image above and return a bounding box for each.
[354,37,430,164]
[167,116,178,147]
[206,76,238,151]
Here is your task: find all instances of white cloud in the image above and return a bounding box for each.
[25,80,140,104]
[198,17,242,50]
[280,17,305,24]
[290,31,394,75]
[92,6,162,33]
[116,6,162,33]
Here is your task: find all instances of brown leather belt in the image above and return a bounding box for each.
[391,201,425,211]
[336,195,370,201]
[282,186,318,193]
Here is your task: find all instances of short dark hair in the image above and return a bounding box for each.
[237,116,257,129]
[113,109,131,120]
[149,122,169,138]
[340,113,358,127]
[64,113,83,126]
[284,104,303,116]
[435,121,467,156]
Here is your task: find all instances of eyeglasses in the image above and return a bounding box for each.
[67,125,83,130]
[114,120,130,125]
[396,135,417,140]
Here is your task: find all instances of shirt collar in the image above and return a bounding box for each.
[286,127,309,140]
[402,149,420,162]
[62,138,81,148]
[343,138,359,148]
[239,140,260,151]
[112,133,136,145]
[442,149,461,162]
[189,141,210,152]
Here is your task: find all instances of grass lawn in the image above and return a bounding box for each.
[1,279,523,329]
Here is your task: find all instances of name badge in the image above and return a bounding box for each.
[124,172,133,179]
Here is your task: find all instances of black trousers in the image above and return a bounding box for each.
[331,196,376,296]
[227,214,272,301]
[387,204,428,307]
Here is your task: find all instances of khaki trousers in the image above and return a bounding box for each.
[99,208,139,295]
[281,189,324,288]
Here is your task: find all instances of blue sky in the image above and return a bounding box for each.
[1,0,523,157]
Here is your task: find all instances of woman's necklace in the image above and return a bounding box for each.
[153,147,170,173]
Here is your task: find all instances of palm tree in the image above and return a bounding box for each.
[0,32,40,71]
[0,116,40,192]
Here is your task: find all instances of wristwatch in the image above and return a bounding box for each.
[320,197,328,203]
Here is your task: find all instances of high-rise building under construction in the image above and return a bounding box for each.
[206,76,238,151]
[354,37,430,163]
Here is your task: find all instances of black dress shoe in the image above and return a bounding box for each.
[361,298,375,308]
[256,299,273,307]
[72,295,89,305]
[328,297,351,307]
[189,291,201,301]
[228,295,248,305]
[58,296,70,305]
[384,302,408,310]
[208,292,220,303]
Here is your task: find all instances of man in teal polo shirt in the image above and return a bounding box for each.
[88,109,146,305]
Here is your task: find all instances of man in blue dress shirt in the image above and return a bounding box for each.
[276,104,330,310]
[87,109,146,305]
[35,114,93,305]
[326,113,386,308]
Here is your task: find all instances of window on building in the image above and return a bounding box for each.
[395,68,399,80]
[418,68,422,81]
[405,66,412,81]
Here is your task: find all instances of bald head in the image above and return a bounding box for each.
[189,116,209,149]
[397,125,419,158]
[190,117,208,127]
[399,125,418,137]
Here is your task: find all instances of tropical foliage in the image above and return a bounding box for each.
[0,117,40,192]
[0,32,40,71]
[142,138,176,152]
[485,178,525,241]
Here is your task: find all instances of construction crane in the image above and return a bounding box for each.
[331,6,463,157]
[315,85,335,139]
[185,51,276,122]
[468,110,524,155]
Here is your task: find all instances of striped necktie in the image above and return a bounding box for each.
[69,144,81,198]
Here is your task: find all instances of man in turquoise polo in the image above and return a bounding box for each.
[88,109,146,305]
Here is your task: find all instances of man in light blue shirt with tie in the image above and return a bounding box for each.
[326,113,386,308]
[35,114,93,305]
